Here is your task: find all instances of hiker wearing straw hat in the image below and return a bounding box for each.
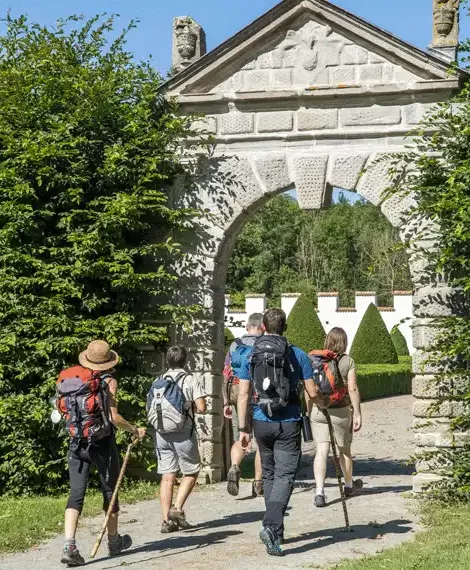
[55,340,146,567]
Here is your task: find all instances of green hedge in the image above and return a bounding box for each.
[356,361,412,401]
[224,327,235,352]
[391,326,410,356]
[350,303,399,364]
[286,291,326,353]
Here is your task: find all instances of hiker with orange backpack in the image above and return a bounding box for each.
[55,340,146,567]
[307,327,363,508]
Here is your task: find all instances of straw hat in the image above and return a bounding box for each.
[79,340,119,371]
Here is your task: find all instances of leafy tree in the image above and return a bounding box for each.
[0,15,196,495]
[286,291,326,353]
[390,326,410,357]
[350,304,398,365]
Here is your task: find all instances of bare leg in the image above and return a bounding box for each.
[314,441,330,495]
[174,473,198,512]
[160,473,176,521]
[338,445,353,486]
[230,441,245,467]
[64,508,80,540]
[107,512,118,537]
[254,448,262,481]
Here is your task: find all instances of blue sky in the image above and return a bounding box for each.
[2,0,469,76]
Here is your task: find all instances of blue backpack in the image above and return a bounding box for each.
[147,372,190,434]
[230,339,253,380]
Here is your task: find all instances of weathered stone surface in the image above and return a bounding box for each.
[356,154,393,205]
[404,103,436,125]
[413,286,467,318]
[330,66,355,84]
[172,16,206,73]
[254,154,292,194]
[243,69,270,91]
[272,68,293,89]
[381,191,416,229]
[340,45,368,65]
[200,441,223,467]
[413,418,452,434]
[412,375,442,399]
[412,319,441,350]
[298,109,338,131]
[413,350,442,375]
[191,116,217,135]
[293,155,329,210]
[412,398,452,418]
[341,105,402,127]
[329,153,368,191]
[359,64,383,82]
[257,111,294,133]
[220,104,254,135]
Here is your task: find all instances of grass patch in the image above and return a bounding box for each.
[0,481,158,554]
[330,503,470,570]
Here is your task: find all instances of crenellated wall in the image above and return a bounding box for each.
[225,291,414,353]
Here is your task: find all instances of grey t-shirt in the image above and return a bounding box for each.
[165,368,206,413]
[228,334,262,356]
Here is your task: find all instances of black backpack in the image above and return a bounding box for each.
[250,335,295,417]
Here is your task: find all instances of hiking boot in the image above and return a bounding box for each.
[314,494,326,507]
[252,480,264,498]
[61,545,85,567]
[344,479,363,498]
[169,506,192,530]
[161,519,179,534]
[108,534,132,557]
[259,526,284,557]
[227,464,241,497]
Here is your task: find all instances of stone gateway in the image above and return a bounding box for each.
[160,0,465,492]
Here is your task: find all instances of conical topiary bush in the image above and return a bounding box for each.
[350,303,399,364]
[390,325,410,356]
[224,327,235,352]
[286,291,326,353]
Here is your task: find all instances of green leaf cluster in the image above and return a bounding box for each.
[0,15,196,495]
[286,291,326,353]
[350,304,398,365]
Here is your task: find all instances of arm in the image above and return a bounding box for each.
[194,396,207,414]
[107,378,146,439]
[237,378,252,449]
[347,368,362,432]
[304,378,328,412]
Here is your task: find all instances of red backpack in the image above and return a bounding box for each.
[56,366,112,440]
[308,350,348,406]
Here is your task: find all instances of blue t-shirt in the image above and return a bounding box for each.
[238,342,313,422]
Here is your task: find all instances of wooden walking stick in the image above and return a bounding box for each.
[322,409,351,532]
[90,436,139,559]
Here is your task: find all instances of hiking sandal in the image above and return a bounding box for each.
[61,545,85,567]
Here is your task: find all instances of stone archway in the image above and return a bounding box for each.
[162,0,465,490]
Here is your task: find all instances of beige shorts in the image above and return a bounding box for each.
[310,406,353,448]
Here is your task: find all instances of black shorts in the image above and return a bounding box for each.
[66,435,120,514]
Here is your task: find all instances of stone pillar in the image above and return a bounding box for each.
[429,0,459,63]
[245,294,266,316]
[281,293,301,319]
[172,17,207,74]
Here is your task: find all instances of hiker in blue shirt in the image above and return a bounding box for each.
[237,308,324,557]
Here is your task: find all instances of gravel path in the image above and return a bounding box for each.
[1,395,418,570]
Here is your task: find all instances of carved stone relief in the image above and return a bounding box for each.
[172,16,207,73]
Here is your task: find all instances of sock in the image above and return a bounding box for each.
[316,486,324,496]
[108,533,120,545]
[344,480,353,488]
[64,538,76,550]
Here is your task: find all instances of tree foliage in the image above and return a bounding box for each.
[390,326,410,357]
[0,15,197,495]
[227,194,412,305]
[286,291,326,353]
[350,304,398,365]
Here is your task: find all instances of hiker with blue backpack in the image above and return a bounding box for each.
[237,308,325,557]
[223,313,264,497]
[147,345,207,533]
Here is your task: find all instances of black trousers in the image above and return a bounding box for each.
[66,435,120,514]
[253,419,301,538]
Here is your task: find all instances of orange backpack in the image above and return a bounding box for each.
[308,350,348,406]
[56,366,112,440]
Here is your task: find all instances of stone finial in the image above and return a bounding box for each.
[429,0,460,62]
[172,16,206,74]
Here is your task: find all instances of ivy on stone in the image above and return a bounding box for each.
[0,14,197,495]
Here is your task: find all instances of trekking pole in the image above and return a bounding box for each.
[322,409,351,532]
[90,436,140,559]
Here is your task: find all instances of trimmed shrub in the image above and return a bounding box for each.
[224,328,235,352]
[391,326,410,356]
[356,361,412,401]
[286,291,326,353]
[350,303,399,364]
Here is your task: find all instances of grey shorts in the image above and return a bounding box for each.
[155,429,201,475]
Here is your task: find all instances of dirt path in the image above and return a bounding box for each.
[1,395,418,570]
